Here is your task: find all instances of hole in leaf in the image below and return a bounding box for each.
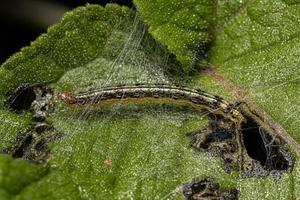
[6,83,55,121]
[241,117,292,171]
[241,118,267,165]
[6,84,36,111]
[12,134,33,158]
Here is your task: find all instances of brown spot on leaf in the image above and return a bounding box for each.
[104,157,113,166]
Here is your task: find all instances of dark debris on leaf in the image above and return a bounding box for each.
[189,115,240,172]
[3,122,63,163]
[3,83,64,163]
[181,177,238,200]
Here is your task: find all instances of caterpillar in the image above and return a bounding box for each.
[58,84,245,125]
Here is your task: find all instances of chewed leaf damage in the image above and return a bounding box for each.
[180,177,238,200]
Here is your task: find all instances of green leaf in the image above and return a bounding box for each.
[0,1,300,199]
[0,155,49,199]
[133,0,215,72]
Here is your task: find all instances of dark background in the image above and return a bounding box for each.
[0,0,133,64]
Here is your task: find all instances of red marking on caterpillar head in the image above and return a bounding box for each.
[58,92,77,105]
